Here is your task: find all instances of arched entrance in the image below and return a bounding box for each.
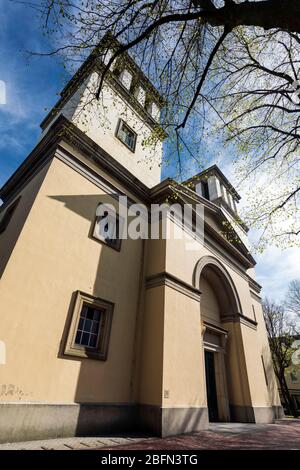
[194,256,243,423]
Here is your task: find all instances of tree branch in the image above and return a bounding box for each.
[195,0,300,33]
[176,27,230,130]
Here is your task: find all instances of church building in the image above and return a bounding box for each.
[0,36,282,442]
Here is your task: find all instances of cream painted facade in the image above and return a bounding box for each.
[0,38,282,442]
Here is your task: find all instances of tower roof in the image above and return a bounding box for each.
[40,32,165,133]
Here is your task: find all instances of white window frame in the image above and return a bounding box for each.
[93,203,123,251]
[116,119,137,152]
[64,291,114,361]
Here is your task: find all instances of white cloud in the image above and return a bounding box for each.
[255,245,300,302]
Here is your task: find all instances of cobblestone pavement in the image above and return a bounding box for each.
[0,419,299,451]
[97,420,300,451]
[0,436,147,450]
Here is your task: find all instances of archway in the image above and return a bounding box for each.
[193,256,242,320]
[193,256,244,423]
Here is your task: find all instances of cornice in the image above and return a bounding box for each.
[0,116,151,204]
[247,275,262,294]
[150,180,255,268]
[40,48,167,139]
[99,32,165,106]
[102,65,167,140]
[222,313,257,330]
[59,118,151,202]
[238,313,258,330]
[250,290,262,303]
[54,146,136,208]
[0,114,257,277]
[204,222,255,269]
[0,129,60,203]
[146,271,201,302]
[203,321,228,336]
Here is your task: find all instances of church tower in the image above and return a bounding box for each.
[41,34,165,188]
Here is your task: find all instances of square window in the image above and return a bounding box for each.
[134,85,146,107]
[147,101,160,121]
[116,119,137,152]
[74,303,105,349]
[119,69,133,90]
[64,291,114,361]
[93,204,123,251]
[201,181,209,200]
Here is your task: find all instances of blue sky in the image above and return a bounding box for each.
[0,0,299,303]
[0,0,66,188]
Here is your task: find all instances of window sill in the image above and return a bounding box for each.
[64,345,108,361]
[91,232,122,252]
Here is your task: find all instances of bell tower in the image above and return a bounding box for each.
[40,35,166,188]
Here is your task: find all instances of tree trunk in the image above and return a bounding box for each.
[277,371,298,418]
[195,0,300,34]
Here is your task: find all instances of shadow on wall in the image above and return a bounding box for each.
[50,194,143,436]
[0,167,49,278]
